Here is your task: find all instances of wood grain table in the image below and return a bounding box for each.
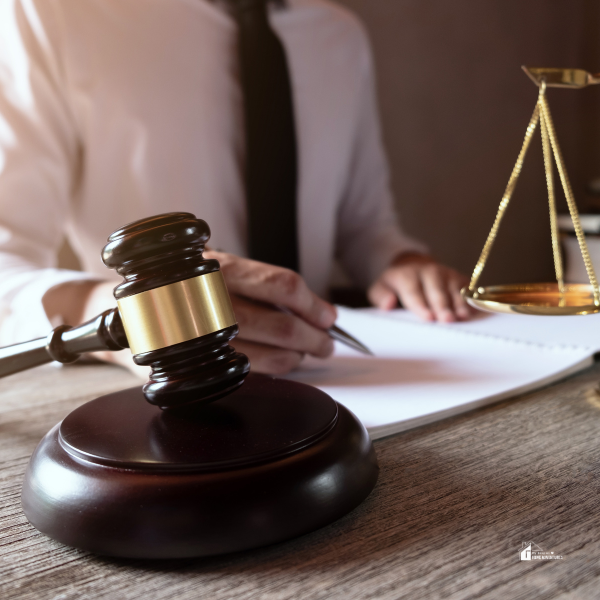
[1,360,600,599]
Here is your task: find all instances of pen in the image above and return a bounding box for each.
[327,323,373,356]
[275,305,373,356]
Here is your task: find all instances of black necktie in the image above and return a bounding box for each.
[230,0,299,272]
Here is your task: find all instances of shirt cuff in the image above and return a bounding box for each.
[0,268,103,345]
[341,228,429,289]
[367,231,429,284]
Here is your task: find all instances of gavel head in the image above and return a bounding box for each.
[102,212,250,411]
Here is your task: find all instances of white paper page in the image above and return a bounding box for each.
[285,308,593,439]
[372,308,600,352]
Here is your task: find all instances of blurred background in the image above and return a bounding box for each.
[335,0,600,286]
[57,0,600,291]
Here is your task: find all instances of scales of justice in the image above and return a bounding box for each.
[0,66,598,560]
[462,66,600,315]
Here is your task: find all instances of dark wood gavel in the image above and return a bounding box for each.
[0,212,250,410]
[12,211,377,560]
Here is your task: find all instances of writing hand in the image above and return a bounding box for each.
[43,253,337,377]
[205,250,336,374]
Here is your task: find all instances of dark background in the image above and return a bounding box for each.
[335,0,600,285]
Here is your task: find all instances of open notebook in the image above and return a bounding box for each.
[285,308,600,439]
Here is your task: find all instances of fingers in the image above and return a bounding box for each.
[201,251,337,375]
[205,250,336,329]
[374,267,434,321]
[420,266,456,323]
[448,273,472,320]
[230,292,336,375]
[370,257,473,322]
[231,295,334,359]
[231,339,304,375]
[367,279,398,311]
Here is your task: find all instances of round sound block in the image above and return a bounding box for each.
[21,374,378,558]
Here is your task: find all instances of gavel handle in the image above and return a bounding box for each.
[0,308,129,378]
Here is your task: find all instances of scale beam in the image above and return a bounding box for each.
[522,66,600,89]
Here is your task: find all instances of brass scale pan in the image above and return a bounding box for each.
[462,67,600,317]
[463,283,600,316]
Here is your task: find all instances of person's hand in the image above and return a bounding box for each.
[367,253,473,322]
[43,252,338,377]
[205,250,337,374]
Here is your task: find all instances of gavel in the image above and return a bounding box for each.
[0,212,250,410]
[4,212,378,559]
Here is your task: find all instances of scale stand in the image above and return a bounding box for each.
[462,66,600,316]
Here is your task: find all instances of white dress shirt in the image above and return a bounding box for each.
[0,0,424,344]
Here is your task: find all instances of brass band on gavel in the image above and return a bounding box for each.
[117,271,237,355]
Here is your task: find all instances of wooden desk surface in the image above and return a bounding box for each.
[1,362,600,599]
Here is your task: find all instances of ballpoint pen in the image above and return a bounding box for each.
[327,323,373,356]
[276,305,373,356]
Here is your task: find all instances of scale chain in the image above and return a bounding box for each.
[539,82,565,294]
[468,105,540,291]
[469,81,600,306]
[538,91,600,305]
